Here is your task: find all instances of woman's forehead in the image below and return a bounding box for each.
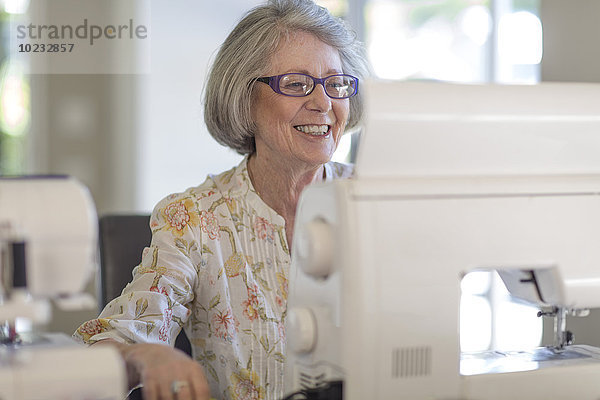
[267,30,343,74]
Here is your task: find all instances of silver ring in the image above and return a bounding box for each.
[171,380,189,394]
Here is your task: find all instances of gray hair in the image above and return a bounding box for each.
[203,0,369,155]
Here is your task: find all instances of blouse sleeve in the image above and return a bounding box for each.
[73,191,202,346]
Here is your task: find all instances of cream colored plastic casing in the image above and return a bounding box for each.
[284,81,600,399]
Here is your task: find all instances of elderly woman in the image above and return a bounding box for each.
[74,0,368,399]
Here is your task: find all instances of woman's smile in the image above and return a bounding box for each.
[293,124,331,136]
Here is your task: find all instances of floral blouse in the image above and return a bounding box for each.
[74,156,352,400]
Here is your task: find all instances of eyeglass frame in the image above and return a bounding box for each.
[255,73,359,99]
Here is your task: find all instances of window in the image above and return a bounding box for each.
[365,0,541,83]
[0,0,31,175]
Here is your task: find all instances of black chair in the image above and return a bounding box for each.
[98,214,192,356]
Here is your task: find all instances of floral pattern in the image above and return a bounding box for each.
[223,253,247,278]
[253,216,275,242]
[211,307,240,342]
[73,157,353,400]
[77,318,111,342]
[242,284,261,322]
[163,198,200,237]
[200,210,221,240]
[228,368,266,400]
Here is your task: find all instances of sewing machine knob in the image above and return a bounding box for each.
[296,218,334,279]
[287,307,317,354]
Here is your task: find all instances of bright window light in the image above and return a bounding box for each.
[461,270,491,296]
[461,271,542,352]
[495,284,543,350]
[332,131,353,163]
[459,5,492,46]
[460,294,492,352]
[498,11,543,65]
[366,0,492,83]
[0,60,30,137]
[3,0,30,14]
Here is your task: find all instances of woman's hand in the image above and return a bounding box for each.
[94,339,210,400]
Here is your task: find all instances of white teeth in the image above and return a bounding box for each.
[294,124,329,136]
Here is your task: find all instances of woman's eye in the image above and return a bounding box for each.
[283,82,306,91]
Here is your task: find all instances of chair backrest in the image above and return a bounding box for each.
[98,214,192,356]
[99,215,151,307]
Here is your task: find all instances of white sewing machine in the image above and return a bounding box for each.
[0,176,126,399]
[285,81,600,399]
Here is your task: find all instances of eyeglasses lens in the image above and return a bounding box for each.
[324,75,355,98]
[279,74,312,96]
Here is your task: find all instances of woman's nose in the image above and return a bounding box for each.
[305,83,332,112]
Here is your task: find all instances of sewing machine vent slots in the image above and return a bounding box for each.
[391,346,432,379]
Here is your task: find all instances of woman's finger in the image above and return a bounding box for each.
[141,379,159,400]
[157,378,177,400]
[171,379,193,400]
[190,373,211,400]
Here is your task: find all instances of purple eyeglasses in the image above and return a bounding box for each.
[256,73,359,99]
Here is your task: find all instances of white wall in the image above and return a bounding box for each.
[136,0,263,212]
